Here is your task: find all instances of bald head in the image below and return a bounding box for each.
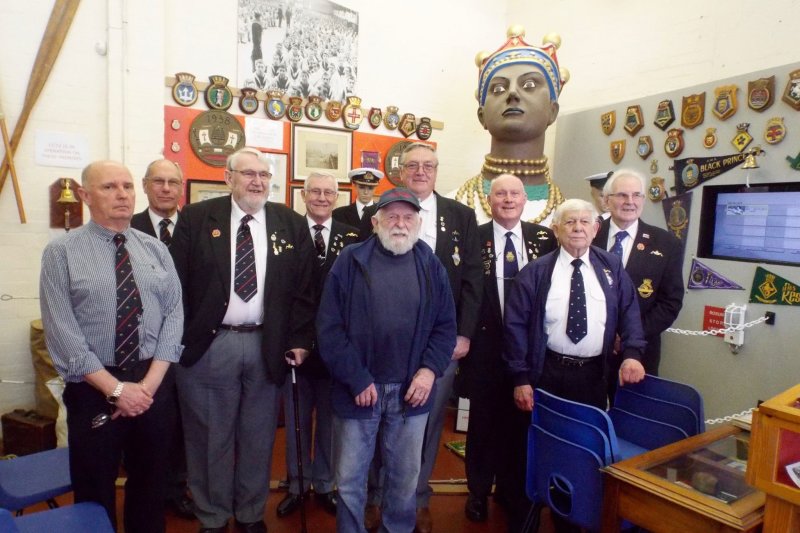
[78,160,136,232]
[489,173,527,229]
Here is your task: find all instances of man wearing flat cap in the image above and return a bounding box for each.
[317,187,456,533]
[332,167,382,227]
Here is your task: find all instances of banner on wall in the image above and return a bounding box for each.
[661,191,692,262]
[688,259,743,290]
[749,266,800,305]
[672,153,749,194]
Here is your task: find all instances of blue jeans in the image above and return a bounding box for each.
[334,383,428,533]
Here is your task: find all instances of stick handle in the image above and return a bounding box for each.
[0,115,26,223]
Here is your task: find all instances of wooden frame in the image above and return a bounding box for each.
[292,124,352,183]
[263,152,288,205]
[186,179,230,204]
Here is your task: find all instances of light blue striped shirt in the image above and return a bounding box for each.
[40,220,184,382]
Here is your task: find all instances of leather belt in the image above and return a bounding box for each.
[546,349,600,368]
[219,323,262,333]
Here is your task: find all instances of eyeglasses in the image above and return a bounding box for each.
[231,169,272,180]
[146,178,183,189]
[307,188,338,199]
[402,162,438,173]
[607,192,645,201]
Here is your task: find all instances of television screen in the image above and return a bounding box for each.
[697,182,800,267]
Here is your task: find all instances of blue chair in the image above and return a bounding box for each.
[616,374,705,434]
[0,447,71,515]
[0,503,113,532]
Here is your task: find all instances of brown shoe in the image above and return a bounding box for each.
[364,503,381,531]
[415,507,433,533]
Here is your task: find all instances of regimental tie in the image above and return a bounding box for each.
[313,224,326,262]
[567,258,588,344]
[611,230,628,259]
[114,234,142,370]
[234,215,257,302]
[159,218,172,247]
[503,231,519,301]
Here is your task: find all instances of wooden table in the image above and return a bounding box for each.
[602,425,764,533]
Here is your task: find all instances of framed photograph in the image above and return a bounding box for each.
[186,179,230,204]
[292,125,352,183]
[290,184,352,216]
[264,151,288,205]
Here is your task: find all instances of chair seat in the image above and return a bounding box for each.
[0,448,71,511]
[615,438,647,460]
[3,503,113,533]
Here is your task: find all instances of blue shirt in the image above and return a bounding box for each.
[40,220,184,382]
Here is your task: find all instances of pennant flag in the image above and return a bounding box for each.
[750,266,800,305]
[662,191,692,262]
[673,153,749,194]
[687,259,744,290]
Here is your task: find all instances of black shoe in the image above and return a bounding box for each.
[276,492,306,517]
[199,527,227,533]
[234,520,267,533]
[315,490,338,515]
[168,493,196,520]
[465,494,488,522]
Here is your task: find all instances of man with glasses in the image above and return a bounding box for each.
[171,147,317,533]
[130,158,195,520]
[593,168,684,377]
[360,143,482,533]
[276,172,358,519]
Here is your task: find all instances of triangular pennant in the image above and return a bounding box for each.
[687,259,744,290]
[750,266,800,305]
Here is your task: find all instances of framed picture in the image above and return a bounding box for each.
[186,179,230,204]
[290,184,352,216]
[292,125,352,183]
[264,152,288,205]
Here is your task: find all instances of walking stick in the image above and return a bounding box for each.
[288,353,309,533]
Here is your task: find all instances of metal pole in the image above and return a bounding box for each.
[291,365,309,533]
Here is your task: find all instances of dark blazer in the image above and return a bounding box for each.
[331,203,361,228]
[170,195,317,385]
[359,193,483,339]
[458,221,556,398]
[130,208,158,237]
[593,218,684,372]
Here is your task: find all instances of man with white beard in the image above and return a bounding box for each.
[317,188,457,533]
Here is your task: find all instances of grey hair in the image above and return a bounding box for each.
[303,172,337,192]
[399,142,437,165]
[144,159,183,181]
[552,198,597,224]
[226,147,274,174]
[603,168,645,196]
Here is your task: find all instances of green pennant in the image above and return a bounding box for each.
[749,266,800,305]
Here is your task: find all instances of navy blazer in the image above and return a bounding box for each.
[130,208,158,237]
[331,202,361,228]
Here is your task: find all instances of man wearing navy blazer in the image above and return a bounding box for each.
[457,175,556,524]
[593,168,684,376]
[171,147,316,533]
[332,167,381,227]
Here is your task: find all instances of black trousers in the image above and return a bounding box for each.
[63,360,176,533]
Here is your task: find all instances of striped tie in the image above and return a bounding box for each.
[234,215,257,302]
[113,234,142,369]
[159,218,172,247]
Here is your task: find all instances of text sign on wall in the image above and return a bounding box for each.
[703,305,726,337]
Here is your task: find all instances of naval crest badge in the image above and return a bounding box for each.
[782,70,800,111]
[305,95,323,121]
[653,99,675,130]
[636,135,653,160]
[265,90,286,120]
[189,110,245,168]
[416,117,433,140]
[623,105,644,136]
[681,92,705,129]
[399,113,417,138]
[238,88,259,115]
[172,72,198,107]
[703,127,718,149]
[664,128,684,158]
[610,139,626,164]
[287,96,304,122]
[205,75,233,111]
[764,117,786,145]
[342,96,364,130]
[748,76,775,112]
[731,123,753,152]
[368,107,383,129]
[601,111,616,135]
[638,279,654,299]
[325,100,342,122]
[384,106,400,130]
[648,177,666,202]
[712,85,738,120]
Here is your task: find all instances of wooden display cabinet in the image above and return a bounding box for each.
[747,383,800,531]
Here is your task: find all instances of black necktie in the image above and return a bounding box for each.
[159,218,172,247]
[567,258,587,344]
[313,224,326,260]
[611,230,627,259]
[113,234,142,369]
[503,231,519,301]
[234,215,257,302]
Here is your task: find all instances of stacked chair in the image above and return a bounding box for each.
[523,375,704,532]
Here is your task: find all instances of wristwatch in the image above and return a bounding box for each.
[106,381,124,404]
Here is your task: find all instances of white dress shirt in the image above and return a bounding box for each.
[607,219,638,267]
[146,209,178,237]
[355,200,373,220]
[307,215,332,249]
[418,193,438,251]
[493,221,528,317]
[222,199,267,325]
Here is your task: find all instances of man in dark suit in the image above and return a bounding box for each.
[360,143,482,533]
[171,147,317,533]
[332,167,381,227]
[276,172,358,519]
[593,168,684,376]
[458,175,556,523]
[130,158,195,519]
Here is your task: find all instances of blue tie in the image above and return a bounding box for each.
[611,231,628,258]
[567,259,587,344]
[503,232,519,301]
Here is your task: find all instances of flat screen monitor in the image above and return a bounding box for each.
[697,182,800,267]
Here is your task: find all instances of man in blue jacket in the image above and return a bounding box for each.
[317,187,457,533]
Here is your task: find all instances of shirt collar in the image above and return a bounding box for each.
[231,198,265,225]
[307,216,331,231]
[609,219,638,240]
[492,220,523,242]
[418,193,436,211]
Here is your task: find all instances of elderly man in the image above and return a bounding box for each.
[317,188,456,533]
[504,198,646,531]
[40,160,183,532]
[453,27,567,226]
[593,168,684,376]
[171,147,316,533]
[457,175,556,523]
[276,172,358,518]
[360,143,482,532]
[332,167,382,227]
